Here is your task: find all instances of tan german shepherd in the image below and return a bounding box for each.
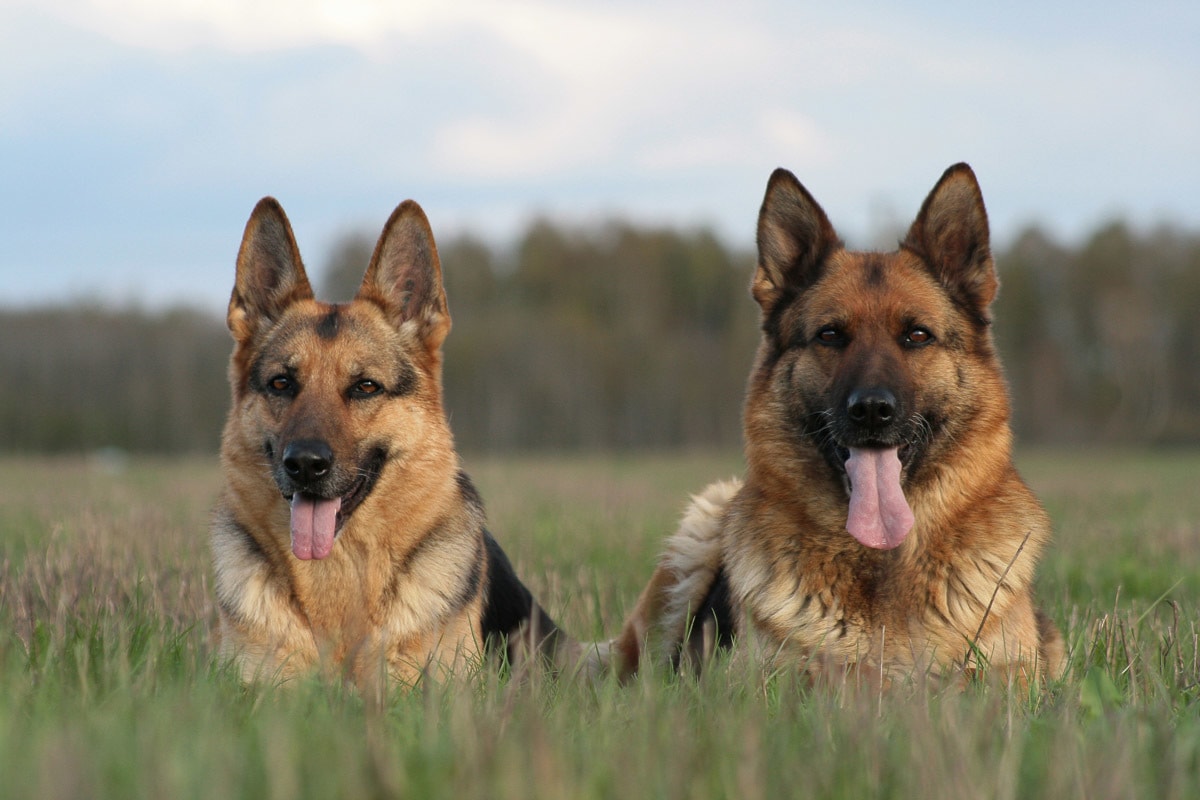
[212,198,572,688]
[607,164,1064,686]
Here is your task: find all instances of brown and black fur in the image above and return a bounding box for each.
[212,197,572,688]
[607,164,1064,686]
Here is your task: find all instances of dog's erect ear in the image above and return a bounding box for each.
[752,168,841,313]
[357,200,450,351]
[228,198,315,343]
[903,163,997,321]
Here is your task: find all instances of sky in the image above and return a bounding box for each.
[1,0,1197,314]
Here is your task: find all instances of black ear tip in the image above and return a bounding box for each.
[244,198,294,241]
[388,199,431,229]
[250,196,286,219]
[766,167,801,192]
[941,163,981,188]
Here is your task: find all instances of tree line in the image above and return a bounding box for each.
[2,217,1197,454]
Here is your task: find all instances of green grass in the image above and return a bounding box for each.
[1,449,1199,798]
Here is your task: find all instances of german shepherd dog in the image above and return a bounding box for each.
[607,164,1064,686]
[212,198,572,688]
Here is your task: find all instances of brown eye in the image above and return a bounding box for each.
[906,327,933,346]
[817,326,845,345]
[352,379,381,397]
[268,375,293,393]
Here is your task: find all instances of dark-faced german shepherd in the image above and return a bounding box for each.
[607,164,1064,686]
[212,198,572,688]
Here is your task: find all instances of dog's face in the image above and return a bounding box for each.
[746,164,1009,548]
[222,199,453,560]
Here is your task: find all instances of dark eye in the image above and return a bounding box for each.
[267,375,294,394]
[351,379,382,398]
[816,326,845,346]
[905,327,933,346]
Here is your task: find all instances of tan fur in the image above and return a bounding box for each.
[612,479,739,671]
[610,165,1065,687]
[213,198,572,688]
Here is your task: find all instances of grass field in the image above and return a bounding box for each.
[2,449,1199,798]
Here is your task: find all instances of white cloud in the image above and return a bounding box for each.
[416,4,776,179]
[30,0,675,60]
[632,111,839,174]
[432,113,596,180]
[759,109,838,167]
[1,0,1198,308]
[31,0,453,52]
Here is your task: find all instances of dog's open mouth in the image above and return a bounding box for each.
[286,449,385,561]
[834,445,915,551]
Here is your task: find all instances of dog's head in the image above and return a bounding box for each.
[223,199,454,560]
[746,164,1010,549]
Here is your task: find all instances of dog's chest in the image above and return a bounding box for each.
[725,540,882,659]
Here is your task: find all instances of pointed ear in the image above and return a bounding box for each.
[752,168,841,313]
[357,200,450,350]
[228,197,314,343]
[903,163,997,320]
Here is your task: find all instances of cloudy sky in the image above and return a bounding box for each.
[2,0,1196,313]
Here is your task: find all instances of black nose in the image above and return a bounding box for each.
[282,439,334,486]
[847,387,898,430]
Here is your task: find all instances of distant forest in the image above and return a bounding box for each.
[2,217,1198,454]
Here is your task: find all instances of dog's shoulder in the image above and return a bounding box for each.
[480,529,536,640]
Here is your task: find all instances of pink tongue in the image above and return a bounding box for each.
[844,447,914,549]
[290,494,342,560]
